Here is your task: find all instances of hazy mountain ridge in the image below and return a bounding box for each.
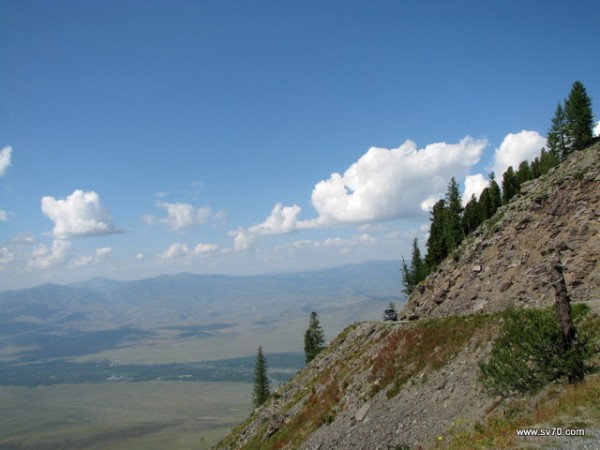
[216,142,600,449]
[0,260,403,363]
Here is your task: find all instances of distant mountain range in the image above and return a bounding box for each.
[0,260,404,363]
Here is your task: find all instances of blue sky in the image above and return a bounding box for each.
[1,0,599,289]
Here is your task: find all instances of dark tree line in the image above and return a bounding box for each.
[401,81,594,296]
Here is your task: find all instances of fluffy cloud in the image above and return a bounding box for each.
[462,174,488,204]
[307,137,486,226]
[230,137,487,250]
[0,146,11,176]
[28,240,71,269]
[462,130,547,201]
[149,202,212,232]
[491,130,546,177]
[249,203,304,235]
[594,121,600,137]
[159,242,219,260]
[41,190,122,239]
[0,147,12,222]
[229,204,303,251]
[230,227,258,251]
[0,246,15,267]
[68,247,112,269]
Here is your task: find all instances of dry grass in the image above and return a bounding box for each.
[369,314,492,398]
[440,374,600,449]
[0,381,252,450]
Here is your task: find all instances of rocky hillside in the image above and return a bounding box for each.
[402,140,600,320]
[214,142,600,450]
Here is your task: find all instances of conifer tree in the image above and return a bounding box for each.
[488,172,502,214]
[401,238,427,295]
[462,193,481,235]
[400,257,412,296]
[425,199,448,269]
[478,187,492,222]
[539,147,560,174]
[547,102,569,159]
[564,81,594,152]
[304,311,325,364]
[445,177,463,252]
[516,160,532,185]
[478,174,501,222]
[501,166,519,204]
[530,157,542,179]
[253,346,270,407]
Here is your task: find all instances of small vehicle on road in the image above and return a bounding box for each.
[383,309,398,321]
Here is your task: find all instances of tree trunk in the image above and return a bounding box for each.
[551,258,584,382]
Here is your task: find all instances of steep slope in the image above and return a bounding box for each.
[217,317,499,450]
[215,142,600,450]
[402,140,600,320]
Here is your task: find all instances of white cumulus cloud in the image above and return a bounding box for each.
[230,137,487,250]
[28,240,71,269]
[307,137,487,226]
[151,202,212,232]
[0,246,15,268]
[159,242,219,260]
[41,190,122,239]
[491,130,546,177]
[230,227,258,252]
[463,130,547,202]
[462,173,488,204]
[248,203,304,236]
[594,121,600,137]
[0,146,12,176]
[68,246,112,269]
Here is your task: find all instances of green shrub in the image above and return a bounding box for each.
[479,306,593,397]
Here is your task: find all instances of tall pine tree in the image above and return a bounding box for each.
[425,199,448,269]
[547,103,570,159]
[445,177,463,253]
[516,160,532,185]
[564,81,594,152]
[253,346,270,407]
[488,172,502,213]
[304,311,325,363]
[401,238,427,296]
[462,193,482,235]
[539,147,560,174]
[501,166,519,204]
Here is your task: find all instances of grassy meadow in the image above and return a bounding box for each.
[0,381,252,450]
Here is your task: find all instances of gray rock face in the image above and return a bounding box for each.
[401,141,600,321]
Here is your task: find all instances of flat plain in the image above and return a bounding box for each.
[0,381,252,450]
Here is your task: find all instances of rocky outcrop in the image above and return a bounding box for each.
[401,141,600,320]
